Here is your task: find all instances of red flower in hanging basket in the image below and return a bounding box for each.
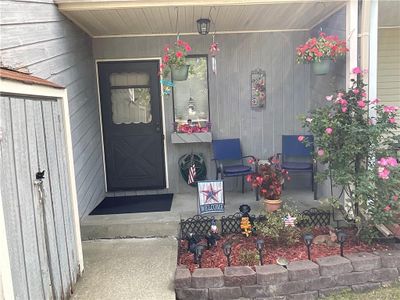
[296,32,348,64]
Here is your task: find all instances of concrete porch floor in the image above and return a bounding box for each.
[80,185,320,240]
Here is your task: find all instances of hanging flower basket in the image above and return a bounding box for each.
[312,59,331,75]
[160,38,192,81]
[296,32,348,75]
[171,64,189,81]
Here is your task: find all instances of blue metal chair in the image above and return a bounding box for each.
[279,135,317,200]
[212,139,256,193]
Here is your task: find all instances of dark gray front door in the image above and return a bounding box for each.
[98,61,166,191]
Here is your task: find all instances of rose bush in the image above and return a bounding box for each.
[300,68,400,236]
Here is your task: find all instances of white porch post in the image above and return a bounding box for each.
[346,0,359,88]
[360,0,379,118]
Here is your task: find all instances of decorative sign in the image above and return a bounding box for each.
[251,68,266,108]
[197,180,224,214]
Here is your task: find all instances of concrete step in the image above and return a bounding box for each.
[80,211,180,240]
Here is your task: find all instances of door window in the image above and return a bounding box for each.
[109,72,152,124]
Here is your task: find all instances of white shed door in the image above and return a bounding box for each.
[0,96,78,299]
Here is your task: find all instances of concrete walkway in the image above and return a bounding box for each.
[71,237,178,300]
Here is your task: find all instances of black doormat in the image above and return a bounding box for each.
[89,193,173,215]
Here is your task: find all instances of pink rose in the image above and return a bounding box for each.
[326,95,333,101]
[371,98,380,104]
[298,135,305,142]
[353,89,359,94]
[317,149,325,156]
[393,195,399,202]
[386,157,398,167]
[384,205,391,212]
[352,67,362,74]
[357,100,366,108]
[176,51,183,58]
[339,99,348,106]
[378,167,390,180]
[325,128,333,135]
[384,106,399,113]
[342,107,348,113]
[389,117,396,124]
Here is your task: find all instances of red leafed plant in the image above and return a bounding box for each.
[296,32,348,63]
[246,156,289,200]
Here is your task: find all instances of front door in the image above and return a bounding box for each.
[98,61,166,191]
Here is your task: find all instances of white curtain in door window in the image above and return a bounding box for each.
[109,72,152,124]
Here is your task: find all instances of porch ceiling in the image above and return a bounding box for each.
[55,0,348,38]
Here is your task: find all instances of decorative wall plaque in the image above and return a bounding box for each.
[251,68,266,108]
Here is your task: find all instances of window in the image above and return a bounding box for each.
[173,56,210,131]
[109,72,152,124]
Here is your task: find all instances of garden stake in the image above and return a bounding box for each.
[303,233,313,260]
[337,231,347,257]
[223,243,232,267]
[256,239,265,265]
[194,244,206,268]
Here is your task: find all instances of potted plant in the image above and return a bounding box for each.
[246,156,290,212]
[300,67,400,240]
[160,38,192,81]
[296,32,348,75]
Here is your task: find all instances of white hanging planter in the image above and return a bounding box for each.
[312,59,331,75]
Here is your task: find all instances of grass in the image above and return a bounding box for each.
[326,283,400,300]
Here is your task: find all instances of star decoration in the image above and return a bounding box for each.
[200,184,222,204]
[284,214,297,227]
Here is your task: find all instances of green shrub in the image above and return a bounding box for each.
[238,248,259,266]
[255,205,306,246]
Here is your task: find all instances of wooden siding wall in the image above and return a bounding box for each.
[378,28,400,130]
[93,32,311,193]
[309,8,346,198]
[0,95,78,299]
[0,0,105,217]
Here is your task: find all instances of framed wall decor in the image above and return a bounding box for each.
[197,180,224,214]
[250,68,266,109]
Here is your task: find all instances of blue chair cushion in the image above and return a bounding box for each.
[282,162,313,170]
[223,165,252,175]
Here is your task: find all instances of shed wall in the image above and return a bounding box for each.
[0,0,104,217]
[0,95,79,299]
[93,31,311,193]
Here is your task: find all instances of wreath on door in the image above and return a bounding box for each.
[178,153,207,186]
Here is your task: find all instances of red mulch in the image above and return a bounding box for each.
[178,227,389,273]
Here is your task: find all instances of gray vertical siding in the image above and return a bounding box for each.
[309,8,347,109]
[308,8,346,198]
[0,95,78,299]
[93,31,311,193]
[0,0,105,217]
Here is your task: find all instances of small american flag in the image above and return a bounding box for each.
[188,164,196,185]
[284,214,297,227]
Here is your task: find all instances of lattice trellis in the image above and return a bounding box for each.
[298,208,330,227]
[179,215,215,239]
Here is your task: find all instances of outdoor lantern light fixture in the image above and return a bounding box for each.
[197,18,211,35]
[337,230,347,257]
[256,239,265,265]
[194,244,206,268]
[223,243,232,266]
[303,233,314,260]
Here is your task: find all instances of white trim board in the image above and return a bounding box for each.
[0,78,84,275]
[0,184,15,300]
[95,58,170,193]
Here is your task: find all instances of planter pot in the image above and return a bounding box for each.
[263,199,282,212]
[312,59,330,75]
[171,65,189,81]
